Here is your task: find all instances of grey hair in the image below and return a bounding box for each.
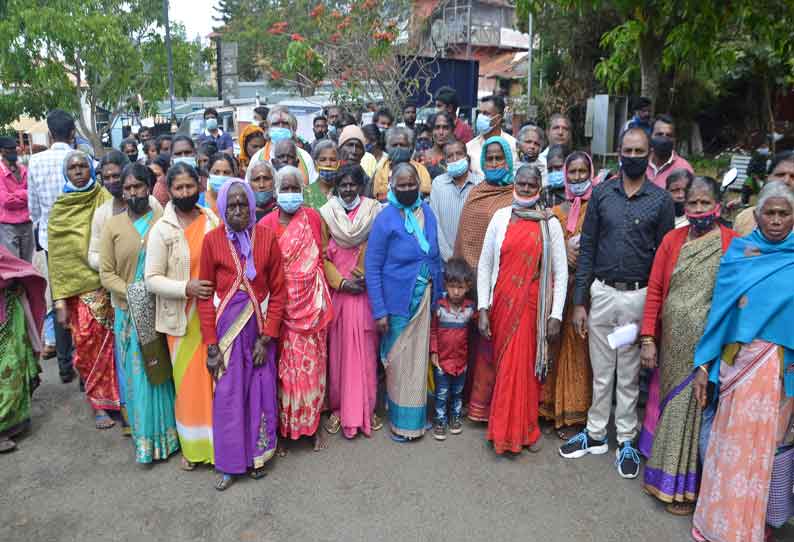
[268,105,297,130]
[756,180,794,215]
[517,124,546,147]
[515,164,543,184]
[388,161,419,187]
[312,139,337,162]
[244,159,275,184]
[274,165,304,194]
[385,126,414,149]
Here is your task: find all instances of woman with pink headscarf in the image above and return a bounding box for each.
[539,151,597,441]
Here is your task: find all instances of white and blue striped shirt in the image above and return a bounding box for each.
[429,170,484,262]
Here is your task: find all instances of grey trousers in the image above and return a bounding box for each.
[585,279,647,444]
[0,221,34,262]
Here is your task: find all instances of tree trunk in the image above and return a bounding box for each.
[638,31,663,108]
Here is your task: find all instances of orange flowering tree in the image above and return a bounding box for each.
[216,0,438,111]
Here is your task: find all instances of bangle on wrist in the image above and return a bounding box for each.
[698,365,709,376]
[640,336,655,345]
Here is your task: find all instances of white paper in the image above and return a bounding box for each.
[607,323,639,350]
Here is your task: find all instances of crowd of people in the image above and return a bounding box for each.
[1,86,793,540]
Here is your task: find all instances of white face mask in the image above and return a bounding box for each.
[337,195,360,211]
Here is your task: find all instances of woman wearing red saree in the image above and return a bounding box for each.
[477,165,567,454]
[259,165,333,452]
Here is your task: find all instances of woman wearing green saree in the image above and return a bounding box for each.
[100,163,179,464]
[0,245,46,452]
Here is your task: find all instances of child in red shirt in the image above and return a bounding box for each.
[430,258,476,440]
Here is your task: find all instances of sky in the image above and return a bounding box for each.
[169,0,218,41]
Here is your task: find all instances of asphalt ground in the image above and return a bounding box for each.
[2,361,792,542]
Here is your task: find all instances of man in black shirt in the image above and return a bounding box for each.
[559,127,674,479]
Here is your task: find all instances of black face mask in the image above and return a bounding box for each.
[674,201,685,217]
[314,130,327,141]
[105,182,124,198]
[395,188,419,207]
[172,193,199,212]
[126,153,138,164]
[126,195,150,215]
[3,151,18,163]
[651,136,674,161]
[621,155,649,179]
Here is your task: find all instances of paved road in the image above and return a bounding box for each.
[2,362,791,542]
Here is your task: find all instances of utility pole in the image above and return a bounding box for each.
[163,0,177,131]
[527,10,533,118]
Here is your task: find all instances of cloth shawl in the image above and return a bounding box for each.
[563,152,596,233]
[453,183,514,270]
[0,245,47,339]
[512,205,555,379]
[318,196,380,248]
[694,229,794,397]
[48,183,111,300]
[216,178,258,281]
[238,124,265,169]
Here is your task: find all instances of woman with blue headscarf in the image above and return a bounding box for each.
[49,150,120,429]
[197,179,287,491]
[366,162,443,441]
[453,136,516,422]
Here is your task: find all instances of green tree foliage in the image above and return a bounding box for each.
[216,0,436,112]
[0,0,200,153]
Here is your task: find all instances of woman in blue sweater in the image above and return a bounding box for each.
[365,162,442,442]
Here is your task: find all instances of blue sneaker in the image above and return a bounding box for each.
[558,431,608,459]
[615,441,641,479]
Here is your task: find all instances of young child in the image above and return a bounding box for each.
[430,258,476,441]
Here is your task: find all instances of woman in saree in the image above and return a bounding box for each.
[198,179,286,490]
[0,245,45,452]
[454,136,516,422]
[304,140,339,210]
[691,180,794,542]
[320,163,382,439]
[145,162,219,469]
[258,165,333,452]
[245,160,278,221]
[638,176,737,515]
[48,150,119,429]
[540,152,597,440]
[99,162,178,464]
[477,165,567,454]
[365,162,443,442]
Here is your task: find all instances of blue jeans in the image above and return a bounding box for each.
[433,366,466,425]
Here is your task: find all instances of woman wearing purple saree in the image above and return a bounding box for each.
[198,179,287,491]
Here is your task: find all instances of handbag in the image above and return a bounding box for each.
[766,445,794,528]
[126,280,173,386]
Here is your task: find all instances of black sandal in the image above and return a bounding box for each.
[215,474,234,491]
[249,467,267,480]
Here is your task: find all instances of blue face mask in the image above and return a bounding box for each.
[416,139,432,152]
[569,180,592,197]
[205,117,219,131]
[172,156,197,168]
[255,190,274,206]
[364,143,375,153]
[208,174,229,192]
[277,191,303,213]
[388,147,412,164]
[269,127,292,143]
[318,168,337,182]
[547,170,565,188]
[446,157,468,178]
[475,114,493,135]
[337,195,360,211]
[484,167,508,184]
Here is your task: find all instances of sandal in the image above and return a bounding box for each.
[249,467,267,480]
[666,502,694,516]
[691,527,707,542]
[215,474,234,491]
[390,433,410,443]
[180,456,196,471]
[324,414,341,434]
[94,412,115,430]
[371,413,383,431]
[0,438,16,453]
